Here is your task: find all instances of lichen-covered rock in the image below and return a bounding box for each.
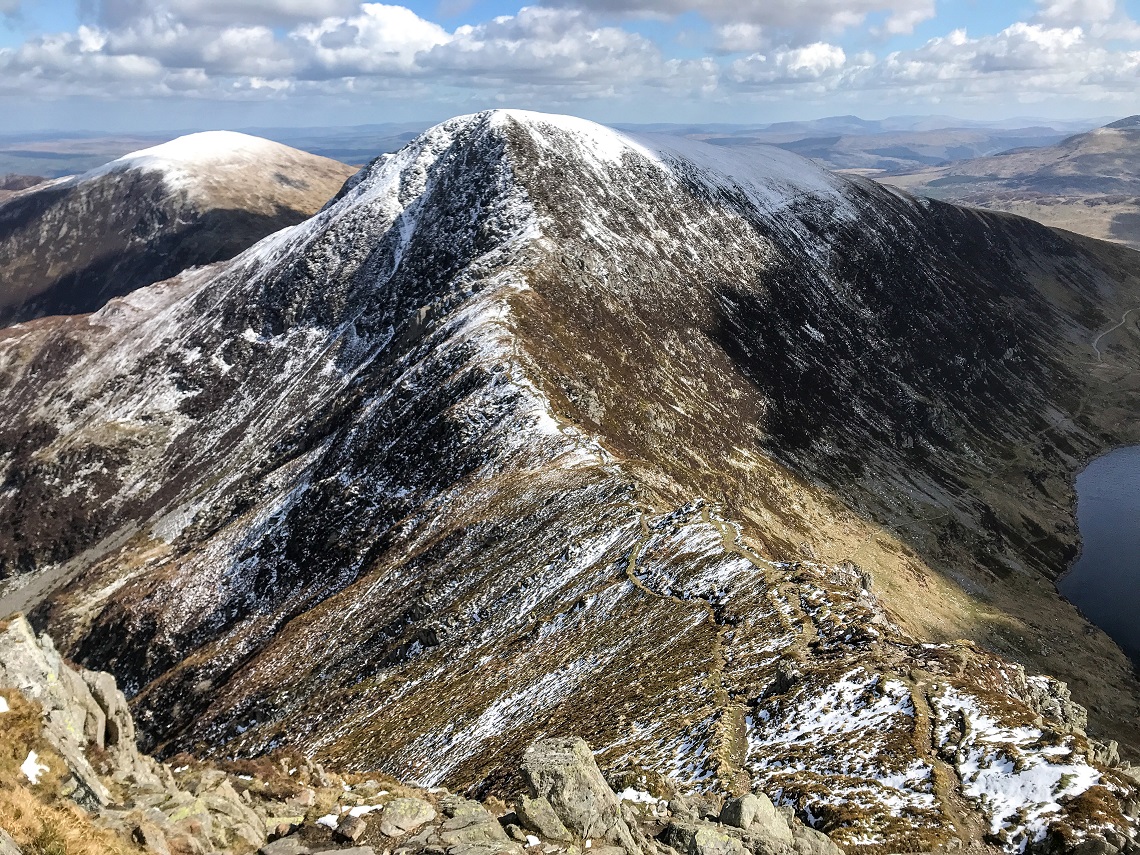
[437,807,514,848]
[661,821,747,855]
[522,738,640,852]
[380,797,437,838]
[790,825,842,855]
[517,795,573,842]
[720,795,791,846]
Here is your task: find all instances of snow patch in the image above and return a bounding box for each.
[21,750,49,784]
[933,686,1102,852]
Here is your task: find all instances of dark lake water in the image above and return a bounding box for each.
[1058,446,1140,665]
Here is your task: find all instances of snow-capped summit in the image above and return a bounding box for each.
[105,130,292,169]
[87,131,340,198]
[0,132,356,326]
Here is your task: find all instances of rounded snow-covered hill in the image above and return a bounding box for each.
[0,131,356,326]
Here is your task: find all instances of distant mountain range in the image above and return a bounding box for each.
[884,116,1140,249]
[0,114,1111,179]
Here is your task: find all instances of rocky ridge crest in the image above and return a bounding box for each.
[2,615,844,855]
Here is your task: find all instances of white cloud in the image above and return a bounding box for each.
[422,8,673,88]
[1036,0,1116,25]
[866,22,1140,103]
[85,0,359,27]
[714,23,766,53]
[2,1,1140,112]
[732,42,848,85]
[544,0,936,38]
[1036,0,1140,40]
[292,4,449,78]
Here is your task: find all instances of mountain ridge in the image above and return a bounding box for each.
[3,110,1140,852]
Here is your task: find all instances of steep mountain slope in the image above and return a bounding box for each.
[885,117,1140,248]
[3,111,1140,852]
[0,132,356,326]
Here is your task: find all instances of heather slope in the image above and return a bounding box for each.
[0,132,356,325]
[2,111,1140,852]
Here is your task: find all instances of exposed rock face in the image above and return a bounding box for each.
[0,132,355,326]
[517,795,573,842]
[3,110,1140,852]
[378,797,436,838]
[719,795,790,846]
[522,738,642,851]
[0,612,159,807]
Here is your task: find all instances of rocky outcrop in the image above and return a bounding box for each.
[522,738,643,852]
[0,613,159,808]
[0,613,376,855]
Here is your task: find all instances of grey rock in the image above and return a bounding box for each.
[288,788,316,809]
[1072,839,1115,855]
[1090,741,1122,768]
[0,829,22,855]
[186,770,228,796]
[790,825,841,855]
[133,822,172,855]
[441,795,492,819]
[719,796,758,830]
[438,809,512,847]
[337,814,369,843]
[381,797,438,838]
[407,826,441,847]
[723,795,791,846]
[170,836,207,855]
[688,796,722,823]
[521,738,640,852]
[259,837,312,855]
[668,799,697,821]
[1023,674,1088,735]
[661,821,747,855]
[310,849,377,855]
[0,615,163,805]
[517,795,573,842]
[507,825,529,843]
[448,846,524,855]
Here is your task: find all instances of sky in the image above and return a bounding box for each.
[1,0,1139,131]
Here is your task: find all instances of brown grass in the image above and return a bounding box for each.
[0,787,134,855]
[0,689,137,855]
